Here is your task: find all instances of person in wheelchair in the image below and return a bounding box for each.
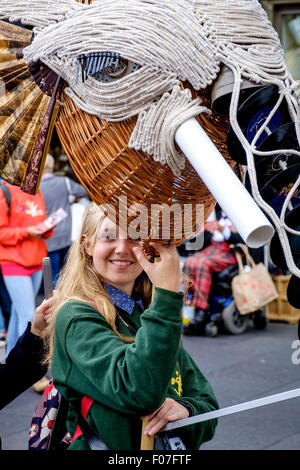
[182,204,243,335]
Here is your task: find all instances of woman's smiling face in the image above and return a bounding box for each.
[85,216,143,296]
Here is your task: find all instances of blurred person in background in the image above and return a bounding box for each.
[0,297,53,449]
[182,204,239,333]
[0,307,6,346]
[0,272,11,343]
[40,154,89,287]
[0,297,52,410]
[0,181,53,359]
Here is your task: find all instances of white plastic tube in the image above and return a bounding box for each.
[175,118,274,248]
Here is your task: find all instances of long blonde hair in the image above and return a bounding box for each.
[43,203,152,365]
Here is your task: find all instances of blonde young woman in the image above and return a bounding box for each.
[44,203,219,450]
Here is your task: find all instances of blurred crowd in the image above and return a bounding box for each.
[0,154,90,390]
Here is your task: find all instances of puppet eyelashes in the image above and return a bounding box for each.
[75,52,136,84]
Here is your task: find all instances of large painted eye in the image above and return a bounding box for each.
[105,57,128,78]
[76,52,139,84]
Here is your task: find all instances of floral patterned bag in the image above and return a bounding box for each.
[28,377,71,450]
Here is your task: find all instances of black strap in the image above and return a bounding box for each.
[116,310,136,337]
[76,409,109,450]
[74,402,109,450]
[48,395,70,450]
[47,394,108,450]
[115,304,140,337]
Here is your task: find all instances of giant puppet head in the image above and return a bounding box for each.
[0,0,300,302]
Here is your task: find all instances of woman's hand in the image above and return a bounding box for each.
[30,297,53,337]
[143,398,189,436]
[27,225,45,238]
[132,242,180,292]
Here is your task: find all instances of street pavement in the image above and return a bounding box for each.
[0,317,299,450]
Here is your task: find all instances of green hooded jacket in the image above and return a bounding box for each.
[52,287,219,450]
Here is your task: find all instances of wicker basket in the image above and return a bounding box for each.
[56,84,237,244]
[268,275,300,324]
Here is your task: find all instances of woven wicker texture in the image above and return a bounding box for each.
[56,82,237,243]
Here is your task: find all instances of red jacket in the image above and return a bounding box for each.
[0,182,53,268]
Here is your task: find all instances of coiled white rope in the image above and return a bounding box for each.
[0,0,79,28]
[129,86,210,176]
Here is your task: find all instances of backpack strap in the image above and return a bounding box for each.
[48,394,70,450]
[72,396,109,450]
[72,396,93,442]
[64,177,75,204]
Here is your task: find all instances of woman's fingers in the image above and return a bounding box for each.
[44,313,52,325]
[148,241,176,258]
[133,241,180,292]
[35,297,53,319]
[144,403,172,436]
[132,246,151,271]
[144,401,165,422]
[143,398,189,436]
[41,296,53,308]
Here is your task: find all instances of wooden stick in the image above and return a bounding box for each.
[140,258,159,451]
[140,417,154,450]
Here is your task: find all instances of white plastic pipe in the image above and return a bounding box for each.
[175,118,274,248]
[164,387,300,431]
